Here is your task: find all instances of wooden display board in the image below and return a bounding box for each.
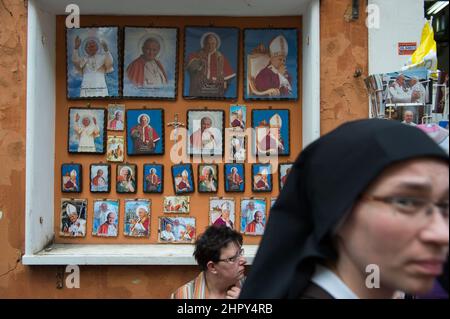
[54,15,302,245]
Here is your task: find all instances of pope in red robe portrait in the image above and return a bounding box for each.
[186,32,235,97]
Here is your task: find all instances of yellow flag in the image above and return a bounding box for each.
[402,19,437,72]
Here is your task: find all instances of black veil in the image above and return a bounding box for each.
[240,119,449,298]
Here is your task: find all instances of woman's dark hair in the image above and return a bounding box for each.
[194,225,243,271]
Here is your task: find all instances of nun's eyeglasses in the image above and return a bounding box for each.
[217,248,244,264]
[362,195,449,224]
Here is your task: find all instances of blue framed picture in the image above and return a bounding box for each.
[252,163,272,193]
[90,163,111,193]
[124,199,151,237]
[61,163,82,193]
[240,198,266,236]
[252,109,290,156]
[244,28,298,101]
[171,164,195,194]
[66,27,119,99]
[143,164,163,193]
[230,105,246,132]
[123,27,178,99]
[183,26,239,99]
[92,199,119,237]
[126,109,164,155]
[68,107,106,154]
[224,163,245,193]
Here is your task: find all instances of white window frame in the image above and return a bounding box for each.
[22,0,320,265]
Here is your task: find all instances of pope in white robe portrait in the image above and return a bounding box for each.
[72,36,114,97]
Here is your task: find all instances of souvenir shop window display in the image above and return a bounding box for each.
[198,163,219,193]
[252,163,273,193]
[61,163,82,193]
[209,197,235,229]
[60,198,87,237]
[240,198,267,236]
[159,217,196,243]
[66,27,120,99]
[244,28,299,101]
[90,163,111,193]
[143,164,163,193]
[224,163,245,193]
[126,109,165,155]
[171,163,195,195]
[116,163,137,193]
[163,196,190,214]
[92,199,119,237]
[68,107,106,154]
[252,109,290,156]
[123,27,178,99]
[183,27,239,100]
[123,199,151,237]
[187,109,224,156]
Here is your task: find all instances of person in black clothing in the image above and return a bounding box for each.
[240,119,449,299]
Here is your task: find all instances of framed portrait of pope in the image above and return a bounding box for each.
[126,109,165,155]
[183,27,239,100]
[68,107,106,154]
[244,28,299,101]
[66,27,120,99]
[123,27,178,99]
[187,109,224,156]
[252,109,290,157]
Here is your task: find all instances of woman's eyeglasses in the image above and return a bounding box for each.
[361,195,449,225]
[217,248,244,264]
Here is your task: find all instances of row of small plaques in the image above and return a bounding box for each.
[60,196,276,240]
[62,162,294,194]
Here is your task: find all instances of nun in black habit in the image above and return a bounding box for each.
[240,119,449,299]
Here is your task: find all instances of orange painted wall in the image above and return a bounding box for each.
[54,15,303,246]
[0,0,368,298]
[320,0,369,134]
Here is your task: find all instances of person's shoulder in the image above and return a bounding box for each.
[171,277,197,299]
[299,282,334,299]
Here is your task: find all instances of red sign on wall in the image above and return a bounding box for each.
[398,42,417,55]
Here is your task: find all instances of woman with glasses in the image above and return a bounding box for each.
[241,119,449,299]
[171,225,246,299]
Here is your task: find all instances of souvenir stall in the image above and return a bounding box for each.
[22,0,321,265]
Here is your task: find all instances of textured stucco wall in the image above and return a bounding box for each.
[0,0,368,298]
[0,0,29,297]
[320,0,369,134]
